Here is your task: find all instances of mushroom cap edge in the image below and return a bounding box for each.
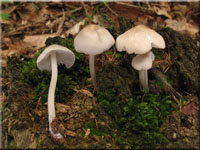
[37,44,75,71]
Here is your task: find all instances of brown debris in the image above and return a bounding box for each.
[182,101,200,116]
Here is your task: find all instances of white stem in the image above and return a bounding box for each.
[139,70,149,91]
[144,70,148,90]
[89,54,96,85]
[48,53,57,124]
[48,53,63,139]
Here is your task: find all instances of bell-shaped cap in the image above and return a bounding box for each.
[37,44,75,71]
[131,52,155,70]
[74,24,115,55]
[116,25,165,54]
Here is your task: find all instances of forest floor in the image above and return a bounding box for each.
[1,1,200,149]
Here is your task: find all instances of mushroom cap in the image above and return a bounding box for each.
[74,24,115,55]
[131,52,155,70]
[116,24,165,54]
[37,44,75,71]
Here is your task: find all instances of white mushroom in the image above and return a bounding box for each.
[37,44,75,139]
[132,52,155,90]
[116,24,165,54]
[74,24,115,86]
[116,24,165,91]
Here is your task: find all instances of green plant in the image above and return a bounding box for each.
[0,13,11,20]
[85,5,99,24]
[84,121,110,136]
[97,89,173,149]
[19,36,89,103]
[120,93,172,148]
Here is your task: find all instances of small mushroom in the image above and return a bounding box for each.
[74,24,115,86]
[116,24,165,91]
[132,52,155,90]
[37,44,75,139]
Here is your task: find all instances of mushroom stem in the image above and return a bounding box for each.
[48,53,63,139]
[139,70,149,91]
[48,52,57,124]
[89,54,96,85]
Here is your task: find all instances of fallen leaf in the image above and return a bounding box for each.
[165,18,199,37]
[153,6,172,19]
[27,6,51,22]
[80,89,93,98]
[23,33,64,49]
[65,19,86,37]
[2,37,36,54]
[0,50,19,57]
[56,103,71,113]
[181,101,199,116]
[84,128,90,138]
[0,92,6,102]
[64,129,76,137]
[2,5,17,14]
[0,18,12,24]
[74,88,93,98]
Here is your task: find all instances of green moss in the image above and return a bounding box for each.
[84,121,111,137]
[118,16,134,34]
[19,36,89,103]
[152,48,165,60]
[97,89,173,149]
[155,80,164,88]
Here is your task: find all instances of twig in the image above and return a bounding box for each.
[103,2,118,17]
[81,1,90,17]
[95,118,98,129]
[56,9,65,36]
[151,68,183,106]
[116,2,155,14]
[35,97,41,110]
[170,90,182,132]
[64,114,76,121]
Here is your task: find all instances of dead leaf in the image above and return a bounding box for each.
[181,101,200,116]
[0,18,12,24]
[64,129,76,137]
[65,19,86,37]
[74,88,93,98]
[2,37,35,54]
[80,89,93,98]
[153,6,172,19]
[0,49,19,56]
[84,128,90,138]
[0,92,6,102]
[2,5,17,14]
[172,4,188,18]
[27,6,51,22]
[110,2,143,21]
[23,33,63,49]
[56,103,71,113]
[165,18,199,37]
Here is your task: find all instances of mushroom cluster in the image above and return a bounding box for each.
[116,24,165,91]
[36,23,166,140]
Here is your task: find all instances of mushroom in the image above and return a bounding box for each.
[132,52,155,90]
[116,24,165,54]
[116,24,165,91]
[74,24,115,86]
[37,44,75,139]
